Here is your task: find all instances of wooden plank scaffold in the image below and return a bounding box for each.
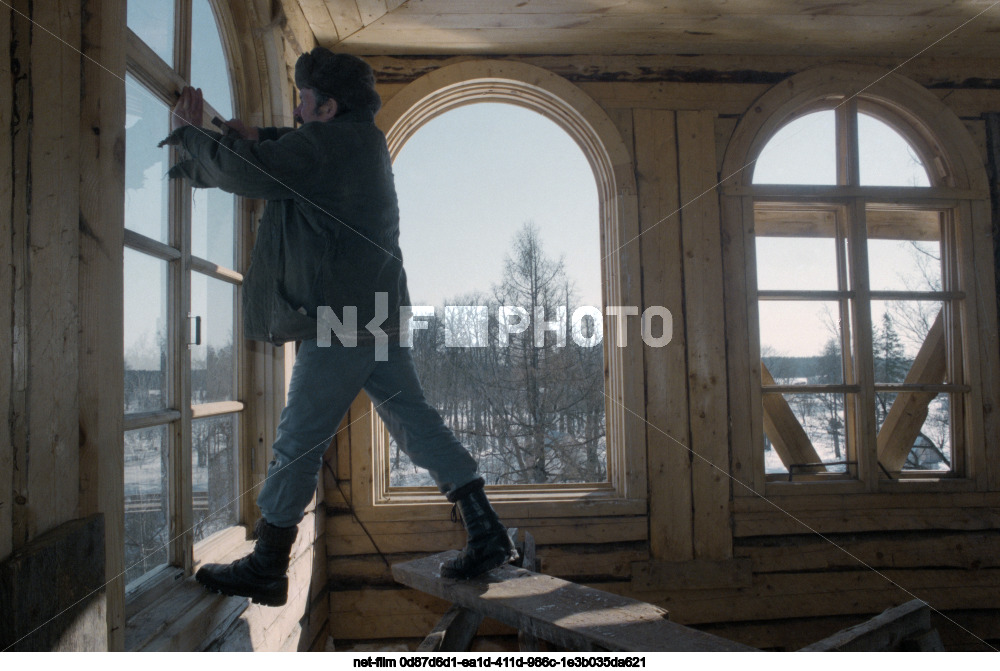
[392,550,755,652]
[394,544,944,652]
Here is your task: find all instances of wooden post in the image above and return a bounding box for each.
[760,363,828,473]
[78,0,127,651]
[876,310,946,471]
[634,108,694,562]
[9,0,84,548]
[677,110,732,560]
[0,0,14,565]
[517,531,541,652]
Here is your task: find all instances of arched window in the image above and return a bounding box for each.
[123,0,243,588]
[360,61,645,514]
[722,66,997,492]
[389,101,604,487]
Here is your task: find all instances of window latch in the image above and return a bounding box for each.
[188,313,202,348]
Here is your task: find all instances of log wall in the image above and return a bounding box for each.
[320,53,1000,651]
[3,1,1000,651]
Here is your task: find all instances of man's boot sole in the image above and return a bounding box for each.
[195,569,288,607]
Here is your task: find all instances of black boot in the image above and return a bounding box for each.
[441,478,518,579]
[195,519,298,606]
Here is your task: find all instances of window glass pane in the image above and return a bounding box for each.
[391,103,605,486]
[763,393,850,475]
[191,273,236,404]
[867,209,942,292]
[192,414,239,542]
[753,110,836,185]
[759,300,845,384]
[756,236,839,291]
[871,301,948,384]
[859,114,931,187]
[876,392,952,473]
[125,425,170,584]
[124,249,169,413]
[191,0,233,120]
[125,76,171,244]
[191,187,235,268]
[127,0,174,66]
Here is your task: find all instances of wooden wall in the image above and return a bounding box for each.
[1,0,125,651]
[1,0,328,651]
[321,53,1000,651]
[3,0,999,651]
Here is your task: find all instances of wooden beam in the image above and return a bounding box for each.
[760,362,827,473]
[631,558,753,592]
[78,0,127,651]
[417,605,483,652]
[676,110,732,561]
[800,599,936,651]
[274,0,317,56]
[737,530,1000,573]
[0,0,13,565]
[634,108,693,562]
[517,531,541,652]
[876,310,946,472]
[391,551,755,652]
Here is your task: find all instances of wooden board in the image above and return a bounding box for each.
[418,605,483,652]
[737,530,1000,573]
[632,558,753,592]
[0,514,107,651]
[677,110,732,560]
[634,109,694,563]
[637,567,1000,626]
[327,514,648,556]
[391,551,755,651]
[0,0,13,565]
[760,363,827,472]
[800,599,933,651]
[78,0,127,651]
[876,310,946,471]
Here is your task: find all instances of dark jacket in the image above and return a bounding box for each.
[163,108,409,345]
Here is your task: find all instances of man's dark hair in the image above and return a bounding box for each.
[294,48,381,116]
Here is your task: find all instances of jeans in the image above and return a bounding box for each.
[256,340,480,527]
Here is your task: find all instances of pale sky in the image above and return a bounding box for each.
[392,102,601,310]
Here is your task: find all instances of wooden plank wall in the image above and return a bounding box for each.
[1,0,126,650]
[77,0,127,651]
[1,0,327,651]
[7,0,81,556]
[1,0,14,567]
[315,53,1000,651]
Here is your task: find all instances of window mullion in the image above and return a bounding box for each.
[847,198,878,488]
[836,98,860,187]
[174,0,191,84]
[167,143,195,571]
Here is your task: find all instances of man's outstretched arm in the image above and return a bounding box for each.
[162,87,320,200]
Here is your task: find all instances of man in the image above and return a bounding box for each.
[162,48,517,607]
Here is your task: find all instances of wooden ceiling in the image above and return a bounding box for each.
[284,1,1000,58]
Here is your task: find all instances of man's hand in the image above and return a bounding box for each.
[224,118,260,141]
[171,86,204,131]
